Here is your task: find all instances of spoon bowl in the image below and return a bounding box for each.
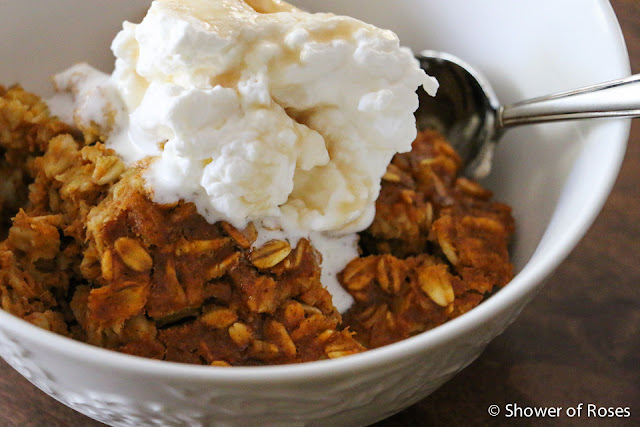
[416,50,501,178]
[417,50,640,178]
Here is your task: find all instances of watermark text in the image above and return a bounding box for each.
[487,403,631,419]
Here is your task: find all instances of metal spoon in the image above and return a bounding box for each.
[416,50,640,178]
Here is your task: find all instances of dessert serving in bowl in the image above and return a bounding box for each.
[0,0,630,425]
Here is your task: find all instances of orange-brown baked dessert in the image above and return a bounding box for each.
[342,130,514,348]
[0,86,514,365]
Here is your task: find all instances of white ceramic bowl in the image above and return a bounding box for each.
[0,1,630,425]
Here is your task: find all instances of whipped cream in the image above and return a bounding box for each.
[49,0,437,312]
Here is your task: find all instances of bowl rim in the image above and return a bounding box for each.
[0,0,631,385]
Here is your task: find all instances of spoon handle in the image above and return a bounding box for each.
[498,74,640,128]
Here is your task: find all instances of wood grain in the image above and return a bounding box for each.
[1,1,638,425]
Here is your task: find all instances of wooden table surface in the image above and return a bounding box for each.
[1,1,639,426]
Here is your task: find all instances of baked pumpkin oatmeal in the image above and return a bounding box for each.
[342,130,514,348]
[0,85,514,364]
